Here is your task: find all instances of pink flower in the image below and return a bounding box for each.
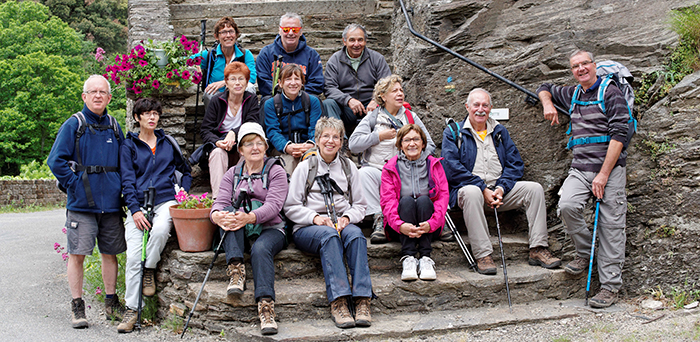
[115,55,121,62]
[180,35,188,44]
[114,76,120,84]
[181,70,190,80]
[194,56,202,64]
[175,190,188,203]
[138,60,148,67]
[200,192,209,201]
[54,242,60,251]
[152,80,160,89]
[62,253,69,261]
[166,71,173,79]
[172,69,179,77]
[192,71,202,84]
[95,287,103,295]
[134,86,142,94]
[134,45,146,58]
[95,47,105,62]
[186,58,195,67]
[62,227,67,234]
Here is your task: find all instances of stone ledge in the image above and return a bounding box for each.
[0,179,65,207]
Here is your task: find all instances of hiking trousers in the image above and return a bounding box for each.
[558,166,627,292]
[457,181,549,259]
[358,166,382,216]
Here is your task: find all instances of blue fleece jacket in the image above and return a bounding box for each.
[193,44,256,92]
[264,91,322,153]
[255,35,324,96]
[120,130,193,215]
[441,119,524,208]
[47,105,124,213]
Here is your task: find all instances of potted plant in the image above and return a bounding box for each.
[170,186,216,252]
[104,35,203,98]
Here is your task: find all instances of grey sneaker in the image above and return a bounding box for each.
[70,298,88,329]
[564,256,589,275]
[142,268,156,297]
[400,255,418,281]
[104,294,125,321]
[330,297,355,328]
[258,298,278,335]
[418,256,437,280]
[226,262,246,296]
[370,213,387,244]
[589,288,618,308]
[117,309,138,333]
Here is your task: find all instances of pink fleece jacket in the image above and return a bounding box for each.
[380,155,449,236]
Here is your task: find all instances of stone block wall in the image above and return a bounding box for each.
[0,180,66,207]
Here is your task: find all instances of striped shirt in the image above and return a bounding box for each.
[537,79,629,172]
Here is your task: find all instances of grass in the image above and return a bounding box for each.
[0,202,64,213]
[161,314,185,334]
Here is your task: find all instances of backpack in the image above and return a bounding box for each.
[231,156,283,192]
[301,147,356,205]
[57,112,123,207]
[203,42,247,88]
[273,90,311,141]
[566,60,637,150]
[367,106,415,131]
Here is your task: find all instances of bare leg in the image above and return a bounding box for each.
[68,254,86,298]
[101,253,119,294]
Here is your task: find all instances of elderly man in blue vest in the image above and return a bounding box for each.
[537,50,630,308]
[442,88,561,276]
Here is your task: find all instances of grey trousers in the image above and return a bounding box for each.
[358,166,382,216]
[558,166,627,292]
[457,181,549,259]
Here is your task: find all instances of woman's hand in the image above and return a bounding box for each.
[213,211,243,231]
[378,128,397,141]
[230,211,256,230]
[337,216,350,231]
[205,80,226,95]
[132,211,151,231]
[313,215,335,228]
[215,140,235,151]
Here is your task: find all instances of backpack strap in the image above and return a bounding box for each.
[203,43,219,87]
[445,118,461,150]
[261,156,282,189]
[301,91,311,127]
[405,109,415,124]
[302,149,319,205]
[164,134,188,186]
[338,155,354,204]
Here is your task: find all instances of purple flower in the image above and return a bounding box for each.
[133,45,146,58]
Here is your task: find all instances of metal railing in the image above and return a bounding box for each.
[398,0,568,115]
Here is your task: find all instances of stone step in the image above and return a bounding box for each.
[172,262,583,327]
[218,298,589,341]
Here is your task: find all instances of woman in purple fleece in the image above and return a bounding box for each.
[209,122,287,335]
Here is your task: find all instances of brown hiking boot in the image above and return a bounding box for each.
[476,255,497,275]
[117,309,138,333]
[528,247,562,269]
[70,298,88,329]
[104,294,125,321]
[564,256,589,275]
[330,297,355,328]
[226,262,246,296]
[142,268,156,297]
[354,297,372,327]
[589,288,618,308]
[258,298,278,335]
[370,213,387,244]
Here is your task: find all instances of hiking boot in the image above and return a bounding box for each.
[104,294,125,321]
[439,229,456,242]
[400,255,418,281]
[476,255,497,275]
[226,262,246,296]
[418,256,437,281]
[354,297,372,327]
[589,288,618,308]
[564,256,589,275]
[117,309,138,333]
[142,268,156,297]
[369,213,387,244]
[330,297,355,328]
[70,298,88,329]
[528,247,562,269]
[258,298,278,335]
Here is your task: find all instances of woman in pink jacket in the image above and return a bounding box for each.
[380,124,449,281]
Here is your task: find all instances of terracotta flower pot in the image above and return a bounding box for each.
[169,205,216,252]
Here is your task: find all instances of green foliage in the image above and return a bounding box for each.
[656,224,678,238]
[162,314,185,334]
[83,248,126,302]
[0,159,55,180]
[41,0,127,54]
[0,202,64,213]
[640,138,676,161]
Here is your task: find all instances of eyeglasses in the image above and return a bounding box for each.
[227,76,247,84]
[242,141,266,148]
[218,29,237,36]
[571,60,593,70]
[402,137,422,144]
[280,27,301,34]
[85,90,109,96]
[142,111,160,118]
[320,134,341,142]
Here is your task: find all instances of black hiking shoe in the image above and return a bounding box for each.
[71,298,89,329]
[369,213,387,244]
[104,294,125,321]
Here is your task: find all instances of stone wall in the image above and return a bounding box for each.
[0,180,66,207]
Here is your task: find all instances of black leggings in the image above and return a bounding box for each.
[391,195,440,258]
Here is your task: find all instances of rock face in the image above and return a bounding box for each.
[393,0,700,295]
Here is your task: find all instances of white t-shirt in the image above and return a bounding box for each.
[221,104,242,133]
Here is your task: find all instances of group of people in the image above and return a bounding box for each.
[48,8,629,337]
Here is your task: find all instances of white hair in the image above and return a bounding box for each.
[280,12,302,27]
[83,74,111,94]
[569,49,595,63]
[342,24,367,40]
[466,88,492,106]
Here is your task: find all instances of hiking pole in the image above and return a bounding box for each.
[315,175,340,236]
[181,189,248,338]
[192,19,206,153]
[445,210,477,271]
[494,207,512,313]
[585,198,602,306]
[272,55,283,95]
[136,186,156,330]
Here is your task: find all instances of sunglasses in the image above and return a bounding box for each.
[280,26,301,34]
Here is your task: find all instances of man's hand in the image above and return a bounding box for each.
[366,100,379,113]
[285,144,302,158]
[347,98,366,116]
[482,188,503,209]
[378,128,397,141]
[592,172,609,199]
[132,211,151,231]
[543,103,559,125]
[205,80,225,95]
[300,143,315,155]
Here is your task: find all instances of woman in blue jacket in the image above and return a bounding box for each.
[117,98,192,333]
[264,64,322,174]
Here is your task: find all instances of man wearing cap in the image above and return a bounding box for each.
[323,23,391,135]
[442,88,561,275]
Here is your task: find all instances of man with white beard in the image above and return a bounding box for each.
[441,88,561,275]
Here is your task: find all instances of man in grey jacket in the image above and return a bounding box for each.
[323,23,391,135]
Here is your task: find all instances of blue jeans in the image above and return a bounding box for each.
[293,224,372,302]
[220,227,285,301]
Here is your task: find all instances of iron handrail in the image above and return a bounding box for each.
[398,0,568,115]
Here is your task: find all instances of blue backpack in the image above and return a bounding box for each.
[566,60,638,150]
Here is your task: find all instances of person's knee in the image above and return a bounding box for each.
[558,197,583,217]
[458,185,483,206]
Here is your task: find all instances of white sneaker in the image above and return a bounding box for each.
[418,256,436,280]
[400,255,418,281]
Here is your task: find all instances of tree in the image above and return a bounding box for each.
[0,1,84,175]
